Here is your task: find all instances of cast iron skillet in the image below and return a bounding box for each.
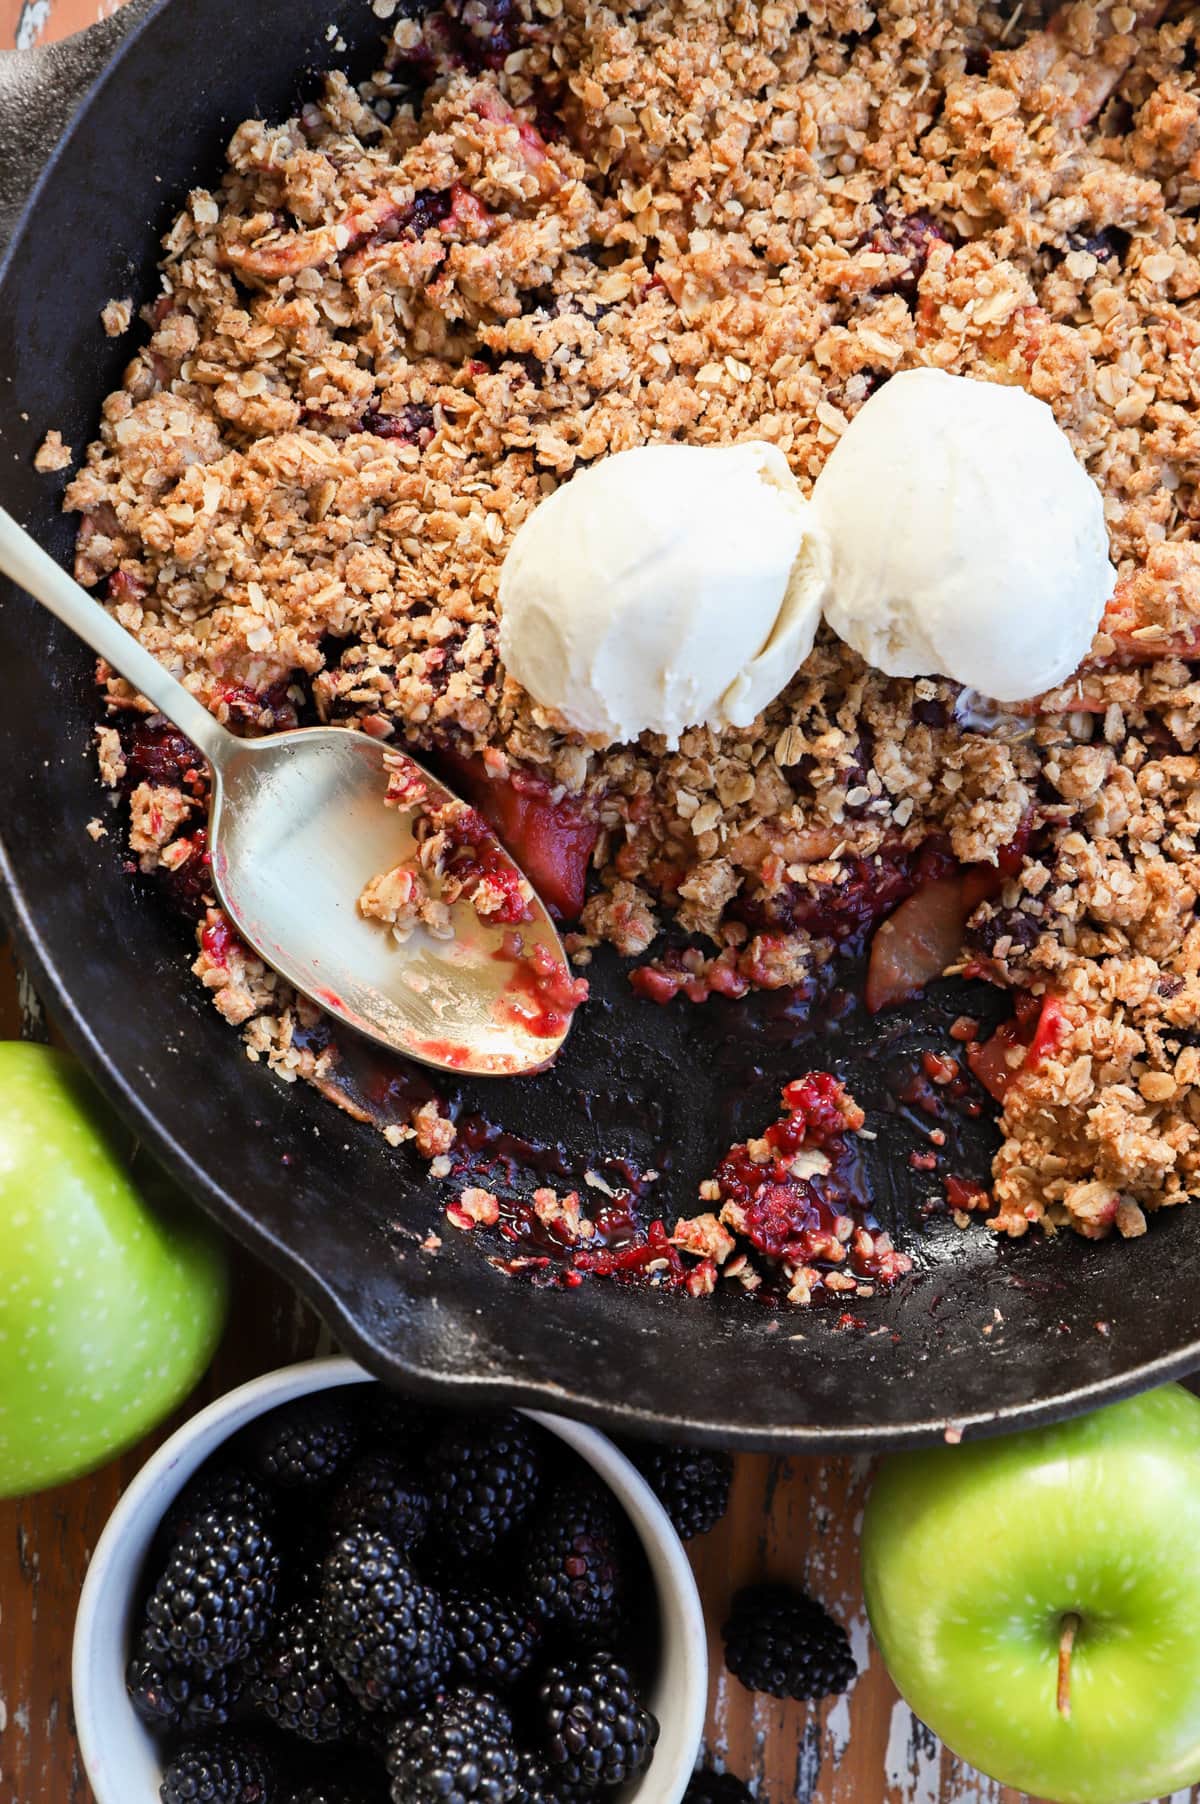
[1,0,1197,1450]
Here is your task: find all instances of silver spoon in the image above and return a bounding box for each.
[0,506,579,1077]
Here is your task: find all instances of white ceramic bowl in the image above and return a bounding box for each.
[73,1357,708,1803]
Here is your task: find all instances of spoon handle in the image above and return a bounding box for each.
[0,505,233,771]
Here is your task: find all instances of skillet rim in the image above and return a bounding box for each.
[2,0,1199,1450]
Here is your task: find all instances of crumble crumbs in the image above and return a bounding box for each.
[448,1071,908,1306]
[359,861,451,941]
[67,0,1200,1250]
[34,430,72,473]
[447,1185,501,1229]
[413,1097,457,1158]
[127,780,192,863]
[101,298,134,338]
[360,750,536,933]
[94,725,126,787]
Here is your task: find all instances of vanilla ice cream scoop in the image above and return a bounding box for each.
[498,442,830,747]
[813,368,1115,704]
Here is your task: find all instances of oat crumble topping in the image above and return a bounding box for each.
[63,0,1200,1257]
[101,298,135,339]
[35,430,73,473]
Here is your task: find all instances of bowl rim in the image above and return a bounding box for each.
[71,1356,708,1804]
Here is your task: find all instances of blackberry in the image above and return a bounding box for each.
[685,1772,754,1804]
[385,1687,520,1804]
[159,1732,280,1804]
[857,208,952,302]
[443,1587,541,1687]
[521,1477,628,1641]
[162,1465,274,1551]
[360,404,436,447]
[121,716,201,789]
[246,1602,360,1743]
[538,1651,658,1791]
[632,1445,733,1540]
[142,1506,279,1676]
[252,1394,361,1490]
[426,1413,543,1560]
[321,1527,447,1713]
[331,1452,431,1551]
[722,1583,855,1702]
[912,696,949,729]
[126,1636,247,1732]
[965,903,1040,959]
[1065,226,1130,266]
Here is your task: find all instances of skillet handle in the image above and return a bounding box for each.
[0,0,160,261]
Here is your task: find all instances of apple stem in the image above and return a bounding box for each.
[1057,1613,1080,1720]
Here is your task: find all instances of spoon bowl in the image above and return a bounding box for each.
[0,507,575,1077]
[211,728,574,1074]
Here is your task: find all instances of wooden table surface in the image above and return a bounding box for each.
[1,6,1196,1803]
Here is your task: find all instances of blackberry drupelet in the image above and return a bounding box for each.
[252,1394,361,1490]
[321,1527,447,1713]
[426,1412,544,1560]
[126,1636,247,1732]
[443,1587,542,1687]
[162,1465,274,1550]
[180,1667,251,1736]
[385,1687,520,1804]
[142,1506,279,1676]
[722,1583,855,1701]
[522,1477,628,1641]
[684,1771,755,1804]
[330,1451,431,1551]
[538,1652,659,1790]
[632,1444,733,1540]
[246,1601,360,1743]
[159,1732,280,1804]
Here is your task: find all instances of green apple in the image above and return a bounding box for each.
[863,1385,1200,1804]
[0,1042,228,1496]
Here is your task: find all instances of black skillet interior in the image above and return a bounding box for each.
[1,0,1198,1450]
